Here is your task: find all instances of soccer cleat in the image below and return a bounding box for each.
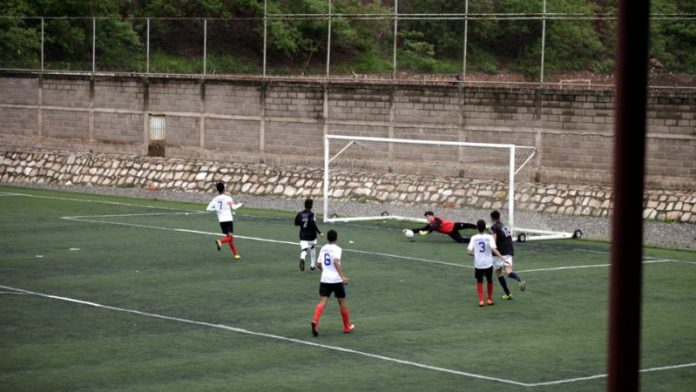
[502,294,513,300]
[519,280,527,291]
[310,266,316,271]
[311,322,319,337]
[487,299,494,306]
[234,254,241,260]
[478,301,485,307]
[215,240,221,251]
[299,259,305,271]
[343,324,355,334]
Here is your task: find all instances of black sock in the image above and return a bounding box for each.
[509,272,521,281]
[498,276,510,296]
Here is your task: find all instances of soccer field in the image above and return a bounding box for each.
[1,185,694,392]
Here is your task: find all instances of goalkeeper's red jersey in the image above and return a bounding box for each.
[433,216,454,234]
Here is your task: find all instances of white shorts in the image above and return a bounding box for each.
[493,256,513,270]
[300,240,317,250]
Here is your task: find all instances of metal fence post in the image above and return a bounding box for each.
[462,0,469,81]
[146,18,150,74]
[326,0,332,79]
[92,17,96,73]
[263,0,268,77]
[392,0,398,80]
[40,17,44,71]
[203,18,207,75]
[540,0,547,84]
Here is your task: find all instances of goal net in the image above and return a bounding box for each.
[323,134,578,242]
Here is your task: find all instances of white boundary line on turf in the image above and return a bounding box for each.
[517,259,684,273]
[0,284,527,387]
[60,215,468,269]
[6,191,692,271]
[573,249,696,265]
[0,191,191,211]
[5,192,696,386]
[526,362,696,387]
[2,191,464,268]
[63,212,696,271]
[3,283,694,388]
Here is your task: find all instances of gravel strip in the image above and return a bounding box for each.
[5,182,695,251]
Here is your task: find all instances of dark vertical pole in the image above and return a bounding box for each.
[608,1,650,392]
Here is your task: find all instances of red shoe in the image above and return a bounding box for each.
[343,324,355,334]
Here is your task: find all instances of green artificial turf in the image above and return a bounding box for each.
[1,186,694,391]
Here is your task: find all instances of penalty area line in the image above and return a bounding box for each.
[0,284,526,387]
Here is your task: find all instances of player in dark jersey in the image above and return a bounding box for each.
[490,210,526,299]
[408,211,477,243]
[294,199,322,271]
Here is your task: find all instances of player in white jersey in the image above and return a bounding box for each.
[311,230,354,336]
[467,220,508,307]
[206,182,243,260]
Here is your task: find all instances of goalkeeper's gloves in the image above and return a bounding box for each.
[419,230,429,236]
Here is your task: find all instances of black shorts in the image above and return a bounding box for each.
[319,282,346,298]
[474,266,493,282]
[219,221,234,235]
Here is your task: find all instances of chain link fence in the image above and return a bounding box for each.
[1,1,694,88]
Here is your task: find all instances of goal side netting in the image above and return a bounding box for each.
[323,134,577,242]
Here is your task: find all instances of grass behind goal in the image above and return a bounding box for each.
[0,186,694,392]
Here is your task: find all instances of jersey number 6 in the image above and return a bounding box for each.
[323,253,332,266]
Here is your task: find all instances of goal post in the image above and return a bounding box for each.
[323,134,578,242]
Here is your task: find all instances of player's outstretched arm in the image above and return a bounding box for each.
[410,224,430,233]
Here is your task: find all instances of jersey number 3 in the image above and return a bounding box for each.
[477,241,486,253]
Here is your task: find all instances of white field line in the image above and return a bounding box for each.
[3,283,694,388]
[62,212,206,219]
[63,215,694,272]
[526,362,696,387]
[517,259,682,273]
[572,248,696,265]
[60,216,467,269]
[4,191,464,268]
[0,192,191,212]
[5,193,696,386]
[4,191,690,271]
[0,284,527,387]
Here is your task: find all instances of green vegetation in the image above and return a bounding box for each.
[1,185,695,391]
[1,1,694,76]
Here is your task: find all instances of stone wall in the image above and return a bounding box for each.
[2,149,694,224]
[1,71,694,190]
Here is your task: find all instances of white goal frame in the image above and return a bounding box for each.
[323,135,578,242]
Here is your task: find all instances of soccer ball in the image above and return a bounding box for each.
[403,229,414,239]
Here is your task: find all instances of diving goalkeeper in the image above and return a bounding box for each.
[406,211,477,243]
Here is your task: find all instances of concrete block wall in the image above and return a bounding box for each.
[94,79,143,111]
[94,112,144,144]
[0,72,694,191]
